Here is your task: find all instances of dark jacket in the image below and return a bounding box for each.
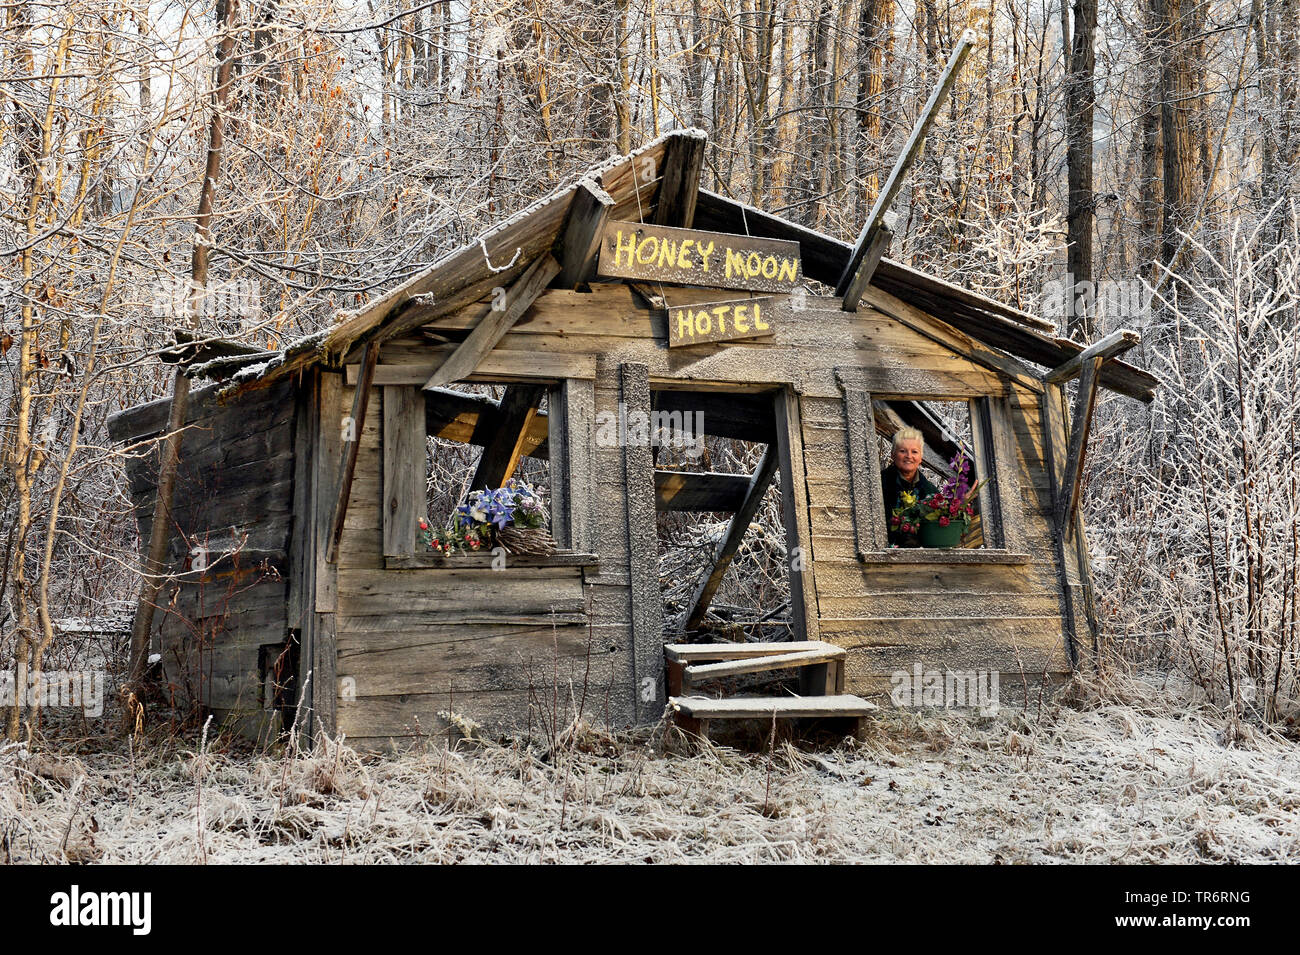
[881,464,940,547]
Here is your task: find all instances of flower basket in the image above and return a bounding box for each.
[420,480,553,556]
[496,524,557,558]
[919,518,966,549]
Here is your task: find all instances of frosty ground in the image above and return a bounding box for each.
[2,675,1297,864]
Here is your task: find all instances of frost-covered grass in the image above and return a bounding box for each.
[3,674,1298,864]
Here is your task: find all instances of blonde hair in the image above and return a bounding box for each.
[891,428,925,453]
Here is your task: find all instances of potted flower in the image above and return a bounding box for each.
[917,452,985,548]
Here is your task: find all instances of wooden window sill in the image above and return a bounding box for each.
[385,551,600,570]
[856,548,1030,565]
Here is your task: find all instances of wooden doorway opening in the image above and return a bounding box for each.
[649,386,810,644]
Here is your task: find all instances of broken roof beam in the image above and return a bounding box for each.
[554,179,614,289]
[685,446,779,631]
[424,387,549,458]
[654,470,752,512]
[469,385,547,491]
[422,253,560,391]
[652,131,707,228]
[838,28,978,308]
[1043,328,1140,384]
[839,225,893,313]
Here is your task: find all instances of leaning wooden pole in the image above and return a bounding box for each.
[125,0,241,711]
[838,28,977,309]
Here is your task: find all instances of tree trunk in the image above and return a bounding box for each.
[126,0,242,713]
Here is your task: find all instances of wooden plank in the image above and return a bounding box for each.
[550,378,596,553]
[468,384,546,490]
[664,640,842,662]
[327,342,377,562]
[840,224,892,312]
[837,29,977,300]
[775,388,820,640]
[1043,328,1140,384]
[684,445,779,630]
[338,566,586,615]
[422,253,562,390]
[968,396,1002,549]
[838,380,887,555]
[382,385,426,558]
[1055,356,1102,537]
[986,396,1028,556]
[348,350,596,385]
[287,371,315,636]
[835,364,1006,399]
[314,373,343,614]
[1040,381,1081,666]
[621,363,666,721]
[671,695,877,719]
[652,132,706,228]
[596,220,802,293]
[654,469,751,512]
[555,179,615,288]
[384,553,598,570]
[684,647,845,683]
[312,612,336,735]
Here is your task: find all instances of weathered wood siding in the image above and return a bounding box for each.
[111,378,299,738]
[331,369,640,751]
[348,282,1082,724]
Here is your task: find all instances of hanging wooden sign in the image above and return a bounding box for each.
[596,220,802,293]
[667,297,779,348]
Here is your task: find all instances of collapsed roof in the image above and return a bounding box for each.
[178,128,1158,403]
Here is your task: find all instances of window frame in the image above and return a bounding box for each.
[380,377,598,568]
[835,367,1028,564]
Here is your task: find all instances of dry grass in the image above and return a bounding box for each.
[2,673,1298,864]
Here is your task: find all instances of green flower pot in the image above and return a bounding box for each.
[919,518,965,548]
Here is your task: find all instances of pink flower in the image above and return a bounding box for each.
[939,516,950,527]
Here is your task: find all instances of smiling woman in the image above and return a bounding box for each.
[881,428,939,546]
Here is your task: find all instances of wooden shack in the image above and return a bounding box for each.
[108,129,1158,748]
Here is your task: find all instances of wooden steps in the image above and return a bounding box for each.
[664,640,875,741]
[666,640,846,696]
[664,640,840,662]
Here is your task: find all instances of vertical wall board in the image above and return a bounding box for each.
[290,370,318,743]
[988,395,1029,555]
[550,378,597,554]
[381,385,425,558]
[620,362,666,722]
[969,397,1004,548]
[775,388,821,641]
[314,374,343,613]
[1040,382,1085,667]
[839,385,886,555]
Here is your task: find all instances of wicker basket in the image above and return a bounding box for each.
[496,525,557,557]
